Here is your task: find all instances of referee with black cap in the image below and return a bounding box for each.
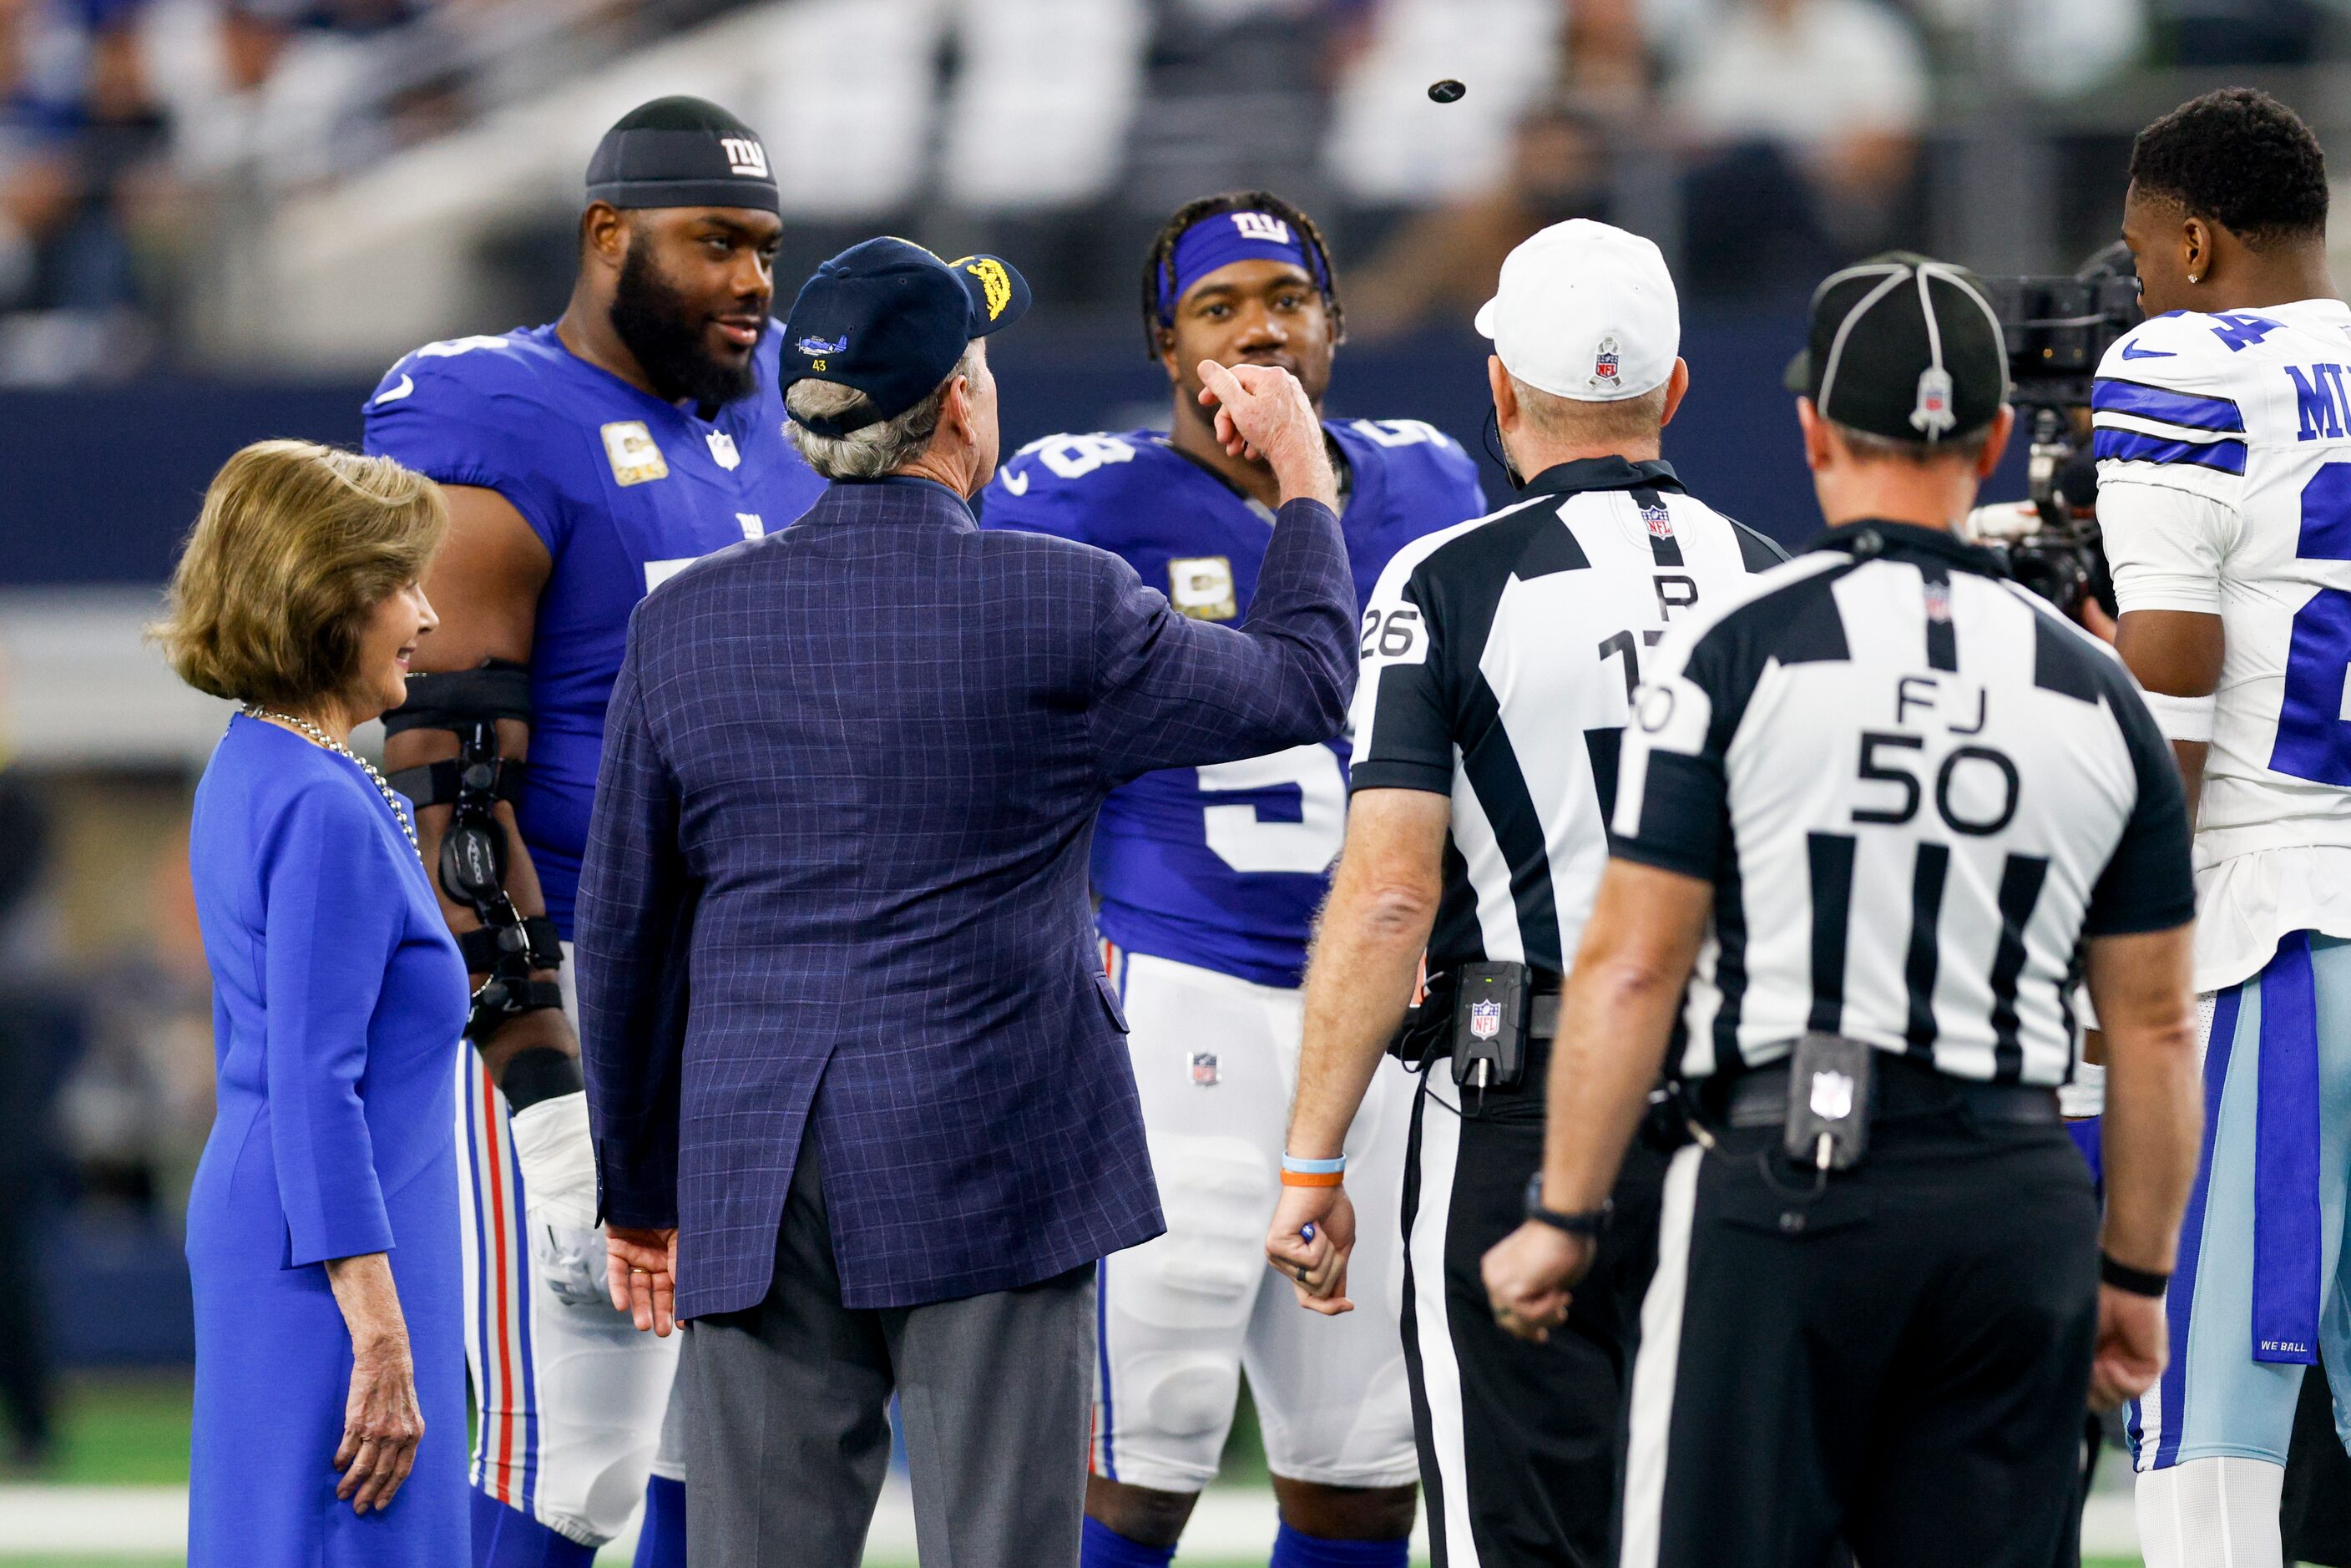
[1481,254,2207,1568]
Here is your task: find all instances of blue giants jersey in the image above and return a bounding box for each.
[979,419,1488,986]
[362,323,828,938]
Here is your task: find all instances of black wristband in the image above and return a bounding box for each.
[2100,1252,2170,1298]
[499,1044,584,1111]
[1524,1174,1612,1237]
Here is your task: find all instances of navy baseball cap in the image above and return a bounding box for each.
[778,239,1033,436]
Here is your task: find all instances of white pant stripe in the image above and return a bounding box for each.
[1621,1144,1704,1568]
[458,1048,538,1511]
[1409,1085,1481,1567]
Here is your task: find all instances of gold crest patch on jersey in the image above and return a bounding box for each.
[601,422,669,487]
[1170,556,1237,621]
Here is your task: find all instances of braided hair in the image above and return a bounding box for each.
[1140,190,1345,359]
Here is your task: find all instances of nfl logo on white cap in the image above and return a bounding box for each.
[1474,219,1680,406]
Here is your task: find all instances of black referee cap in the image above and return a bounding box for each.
[1784,254,2008,446]
[586,96,778,214]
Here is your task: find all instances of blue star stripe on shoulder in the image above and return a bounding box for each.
[2091,377,2246,433]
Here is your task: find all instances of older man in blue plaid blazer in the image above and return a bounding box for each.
[573,240,1357,1567]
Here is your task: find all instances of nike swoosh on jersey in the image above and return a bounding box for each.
[2121,343,2176,361]
[999,468,1030,496]
[374,373,416,404]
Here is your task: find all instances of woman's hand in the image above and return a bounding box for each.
[324,1252,424,1515]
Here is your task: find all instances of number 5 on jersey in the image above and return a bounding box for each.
[1199,746,1348,874]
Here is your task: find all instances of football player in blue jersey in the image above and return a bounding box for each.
[361,97,826,1568]
[981,192,1489,1568]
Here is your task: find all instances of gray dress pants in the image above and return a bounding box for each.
[680,1131,1095,1568]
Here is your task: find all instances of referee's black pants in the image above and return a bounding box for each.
[1400,1042,1667,1568]
[1626,1077,2100,1568]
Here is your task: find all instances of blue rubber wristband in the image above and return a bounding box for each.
[1282,1153,1346,1175]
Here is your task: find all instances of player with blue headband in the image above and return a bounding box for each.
[982,190,1489,1568]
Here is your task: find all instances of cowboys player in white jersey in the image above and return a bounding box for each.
[979,191,1487,1568]
[2094,87,2351,1568]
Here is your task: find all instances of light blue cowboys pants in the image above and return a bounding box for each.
[2129,933,2351,1470]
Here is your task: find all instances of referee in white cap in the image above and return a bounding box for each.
[1480,254,2207,1566]
[1268,219,1786,1567]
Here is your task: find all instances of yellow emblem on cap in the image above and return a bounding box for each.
[958,256,1013,321]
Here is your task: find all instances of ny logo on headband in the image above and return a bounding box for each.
[1230,211,1292,245]
[720,137,770,179]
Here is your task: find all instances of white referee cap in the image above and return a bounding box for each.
[1474,220,1680,403]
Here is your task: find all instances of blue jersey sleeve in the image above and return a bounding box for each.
[363,336,593,555]
[1337,417,1491,534]
[1426,427,1493,522]
[978,432,1164,545]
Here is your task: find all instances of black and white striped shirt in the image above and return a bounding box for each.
[1349,456,1785,976]
[1611,521,2197,1085]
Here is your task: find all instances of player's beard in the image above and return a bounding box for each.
[609,235,761,409]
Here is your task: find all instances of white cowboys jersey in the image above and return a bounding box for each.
[2094,299,2351,993]
[1612,524,2196,1085]
[1349,458,1785,978]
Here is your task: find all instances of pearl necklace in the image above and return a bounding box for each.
[243,705,422,861]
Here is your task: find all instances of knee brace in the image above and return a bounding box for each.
[386,660,564,1048]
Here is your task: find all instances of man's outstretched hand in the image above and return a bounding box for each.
[1197,358,1338,513]
[605,1225,679,1337]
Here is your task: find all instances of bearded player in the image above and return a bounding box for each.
[981,193,1488,1568]
[362,98,825,1568]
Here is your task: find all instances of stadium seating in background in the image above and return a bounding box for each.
[939,0,1148,212]
[1322,0,1565,205]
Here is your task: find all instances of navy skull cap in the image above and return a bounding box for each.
[779,238,1032,436]
[585,96,779,213]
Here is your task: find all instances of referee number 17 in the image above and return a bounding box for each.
[1597,578,1703,703]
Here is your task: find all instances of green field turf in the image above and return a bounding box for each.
[24,1375,194,1488]
[0,1373,2150,1567]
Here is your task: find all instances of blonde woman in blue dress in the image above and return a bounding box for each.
[154,441,469,1565]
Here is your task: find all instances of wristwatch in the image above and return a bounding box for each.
[1524,1175,1612,1237]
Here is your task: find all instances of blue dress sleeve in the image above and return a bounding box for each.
[260,781,407,1266]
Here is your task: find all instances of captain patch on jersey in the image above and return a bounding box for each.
[980,418,1486,986]
[363,324,827,938]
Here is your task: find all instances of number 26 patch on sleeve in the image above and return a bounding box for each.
[1359,604,1428,665]
[1170,556,1237,620]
